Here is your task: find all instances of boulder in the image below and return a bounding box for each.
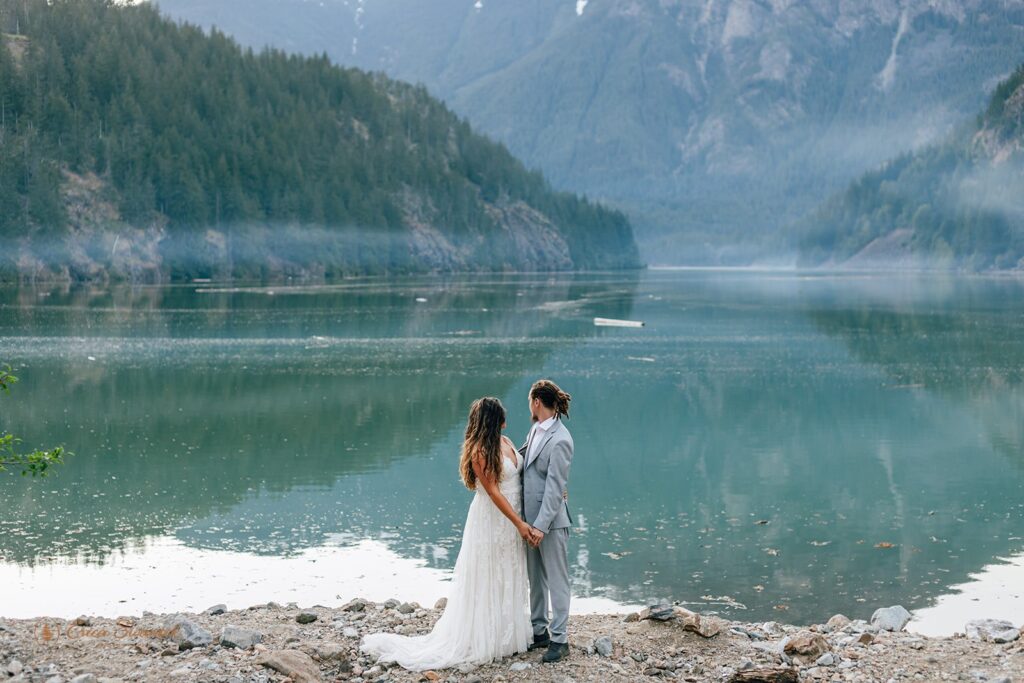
[594,635,614,657]
[296,611,318,624]
[824,614,850,632]
[164,615,213,649]
[256,650,323,682]
[219,625,262,649]
[870,606,911,632]
[783,631,829,660]
[965,619,1020,643]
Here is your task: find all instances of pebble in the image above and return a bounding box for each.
[163,615,212,649]
[205,604,227,615]
[397,603,416,614]
[509,662,531,671]
[815,652,836,667]
[343,626,359,638]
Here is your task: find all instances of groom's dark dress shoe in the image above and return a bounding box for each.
[528,632,550,651]
[542,641,569,663]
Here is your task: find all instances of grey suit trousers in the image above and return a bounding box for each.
[526,526,570,643]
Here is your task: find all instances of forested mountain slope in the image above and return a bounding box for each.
[0,0,639,281]
[156,0,1024,263]
[798,66,1024,271]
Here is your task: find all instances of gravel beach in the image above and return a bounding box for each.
[1,599,1021,682]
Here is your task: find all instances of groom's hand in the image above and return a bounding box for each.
[529,527,545,546]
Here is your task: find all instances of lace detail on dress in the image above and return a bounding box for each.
[360,456,531,671]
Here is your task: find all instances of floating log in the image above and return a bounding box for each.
[594,317,644,328]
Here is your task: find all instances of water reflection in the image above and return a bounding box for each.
[1,272,1022,634]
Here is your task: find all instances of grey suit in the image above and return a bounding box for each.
[519,418,574,644]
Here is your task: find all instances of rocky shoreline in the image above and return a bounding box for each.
[1,599,1021,683]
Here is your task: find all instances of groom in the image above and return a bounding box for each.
[519,379,574,664]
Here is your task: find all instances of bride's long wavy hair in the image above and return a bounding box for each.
[459,397,506,490]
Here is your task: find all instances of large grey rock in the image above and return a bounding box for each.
[965,619,1020,643]
[219,625,262,649]
[870,605,911,632]
[164,615,213,649]
[594,635,614,657]
[256,650,322,682]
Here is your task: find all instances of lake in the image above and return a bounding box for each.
[1,270,1022,636]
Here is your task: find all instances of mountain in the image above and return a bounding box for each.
[0,0,639,282]
[797,65,1024,271]
[154,0,1024,264]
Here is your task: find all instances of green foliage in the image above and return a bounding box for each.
[0,364,69,477]
[0,0,639,273]
[797,66,1024,271]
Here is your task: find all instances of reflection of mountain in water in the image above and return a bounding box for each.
[0,275,637,566]
[526,274,1024,623]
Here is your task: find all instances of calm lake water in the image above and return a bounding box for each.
[1,270,1022,635]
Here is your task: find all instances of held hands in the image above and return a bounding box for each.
[518,522,545,547]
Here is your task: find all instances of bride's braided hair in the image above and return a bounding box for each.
[459,397,506,490]
[530,379,571,418]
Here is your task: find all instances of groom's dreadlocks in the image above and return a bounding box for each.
[530,379,571,418]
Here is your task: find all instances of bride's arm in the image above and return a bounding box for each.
[471,452,532,540]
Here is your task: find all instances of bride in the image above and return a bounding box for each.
[360,397,535,670]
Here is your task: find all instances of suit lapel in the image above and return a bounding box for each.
[527,419,560,470]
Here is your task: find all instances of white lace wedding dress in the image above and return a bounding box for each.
[360,454,532,670]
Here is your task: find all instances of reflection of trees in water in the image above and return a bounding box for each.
[808,305,1024,464]
[0,275,638,566]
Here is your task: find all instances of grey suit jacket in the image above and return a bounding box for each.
[519,418,574,534]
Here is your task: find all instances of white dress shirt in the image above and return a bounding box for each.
[526,416,557,463]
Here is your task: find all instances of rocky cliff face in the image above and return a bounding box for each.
[157,0,1024,262]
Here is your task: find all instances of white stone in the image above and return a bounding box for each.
[870,606,911,632]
